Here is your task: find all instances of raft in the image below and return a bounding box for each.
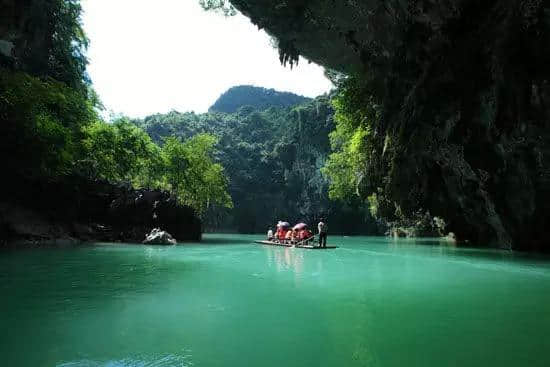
[254,240,338,249]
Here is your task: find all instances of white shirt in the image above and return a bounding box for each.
[267,229,273,238]
[318,222,327,234]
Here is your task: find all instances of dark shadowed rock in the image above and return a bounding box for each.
[1,174,202,247]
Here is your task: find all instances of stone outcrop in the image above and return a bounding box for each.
[0,174,202,246]
[386,212,447,238]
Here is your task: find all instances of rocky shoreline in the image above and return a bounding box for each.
[0,174,202,247]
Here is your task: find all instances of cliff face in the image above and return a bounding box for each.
[0,0,32,61]
[229,0,550,250]
[0,0,88,89]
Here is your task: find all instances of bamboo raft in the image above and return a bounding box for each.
[254,240,338,249]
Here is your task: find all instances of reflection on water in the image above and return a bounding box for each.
[265,246,305,275]
[58,352,193,367]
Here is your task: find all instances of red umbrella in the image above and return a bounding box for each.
[293,223,307,230]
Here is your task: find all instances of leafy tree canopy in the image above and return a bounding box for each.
[0,68,96,178]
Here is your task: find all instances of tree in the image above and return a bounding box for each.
[162,134,233,214]
[80,119,161,186]
[322,78,379,203]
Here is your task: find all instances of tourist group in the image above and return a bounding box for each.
[267,220,328,247]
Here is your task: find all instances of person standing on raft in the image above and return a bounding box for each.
[318,219,328,248]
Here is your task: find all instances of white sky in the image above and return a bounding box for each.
[81,0,334,118]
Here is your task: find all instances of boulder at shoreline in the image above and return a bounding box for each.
[143,228,177,245]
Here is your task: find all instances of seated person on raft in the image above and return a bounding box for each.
[292,229,311,244]
[272,223,313,244]
[299,229,313,243]
[285,229,294,244]
[276,227,286,243]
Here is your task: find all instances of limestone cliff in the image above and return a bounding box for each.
[227,0,550,250]
[0,0,88,89]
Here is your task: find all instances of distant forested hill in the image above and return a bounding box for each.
[209,85,310,113]
[133,88,380,235]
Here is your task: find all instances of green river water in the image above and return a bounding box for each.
[1,234,550,367]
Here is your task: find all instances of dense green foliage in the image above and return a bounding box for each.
[1,0,231,218]
[80,119,232,214]
[1,68,232,215]
[162,134,233,213]
[80,119,160,185]
[1,0,95,180]
[210,85,309,113]
[0,68,96,178]
[2,0,92,179]
[134,91,379,234]
[322,78,378,202]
